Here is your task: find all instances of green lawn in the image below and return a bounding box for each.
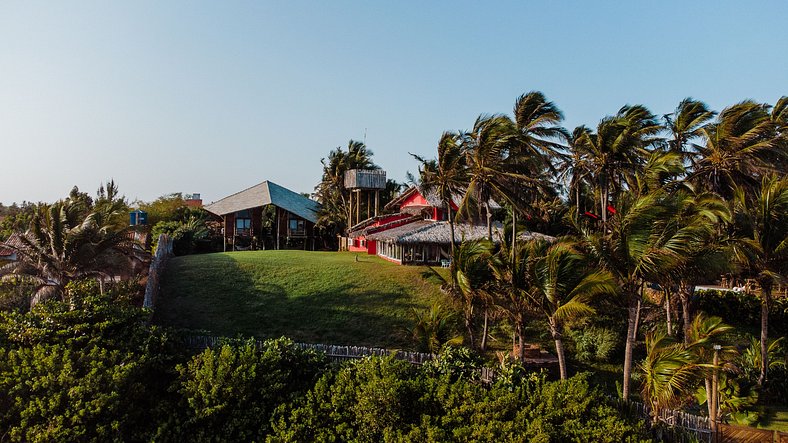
[153,251,450,348]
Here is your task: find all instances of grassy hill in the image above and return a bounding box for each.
[153,251,450,347]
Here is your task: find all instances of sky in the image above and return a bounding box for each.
[1,1,786,206]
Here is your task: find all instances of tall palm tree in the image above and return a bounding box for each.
[507,239,616,378]
[458,114,520,241]
[575,190,701,399]
[314,140,378,236]
[558,126,593,215]
[663,98,715,166]
[731,175,788,385]
[0,197,135,306]
[575,105,662,225]
[651,189,732,341]
[510,91,567,251]
[411,131,467,256]
[689,101,785,199]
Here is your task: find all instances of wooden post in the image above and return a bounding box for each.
[355,190,360,227]
[367,191,371,220]
[348,190,353,228]
[375,190,379,217]
[276,207,280,250]
[223,215,227,252]
[233,212,237,252]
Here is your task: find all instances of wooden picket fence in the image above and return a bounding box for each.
[183,334,436,365]
[611,397,713,443]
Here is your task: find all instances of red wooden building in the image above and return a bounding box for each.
[346,186,533,265]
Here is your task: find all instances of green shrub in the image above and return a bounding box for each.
[270,358,652,443]
[158,338,328,442]
[569,326,620,363]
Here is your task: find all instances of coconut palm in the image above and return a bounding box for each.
[688,101,786,199]
[663,98,716,166]
[731,175,788,385]
[558,126,594,215]
[640,330,697,422]
[408,302,463,354]
[575,190,705,399]
[514,239,616,378]
[0,197,136,306]
[314,140,378,236]
[575,105,662,225]
[510,91,567,250]
[661,190,732,341]
[411,131,467,256]
[458,114,519,241]
[448,239,493,349]
[685,313,735,424]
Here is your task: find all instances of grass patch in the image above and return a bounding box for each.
[153,251,450,348]
[758,405,788,432]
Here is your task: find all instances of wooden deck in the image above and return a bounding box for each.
[718,423,788,443]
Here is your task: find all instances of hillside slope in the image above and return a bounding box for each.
[153,251,449,347]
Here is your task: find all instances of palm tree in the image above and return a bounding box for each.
[0,195,135,306]
[640,329,697,422]
[663,98,715,166]
[575,190,701,399]
[510,91,567,251]
[731,175,788,385]
[458,114,519,241]
[511,239,616,378]
[685,313,735,425]
[411,131,467,256]
[407,302,463,353]
[558,126,593,215]
[448,239,493,349]
[575,105,662,225]
[688,101,785,199]
[314,140,378,237]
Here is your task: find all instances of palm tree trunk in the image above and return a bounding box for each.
[600,175,608,226]
[517,319,525,361]
[759,287,771,386]
[664,289,673,336]
[485,202,493,241]
[622,296,638,400]
[448,203,456,257]
[511,209,516,259]
[679,283,694,344]
[480,308,489,352]
[550,320,567,379]
[465,312,475,349]
[705,377,714,425]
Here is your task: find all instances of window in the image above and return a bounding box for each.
[235,210,251,236]
[289,218,305,236]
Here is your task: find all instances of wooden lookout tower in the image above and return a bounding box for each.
[344,169,386,227]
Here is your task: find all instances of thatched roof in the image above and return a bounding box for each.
[204,181,320,223]
[366,220,551,245]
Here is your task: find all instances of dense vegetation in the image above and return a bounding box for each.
[0,281,652,442]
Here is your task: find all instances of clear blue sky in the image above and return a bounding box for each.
[1,1,786,205]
